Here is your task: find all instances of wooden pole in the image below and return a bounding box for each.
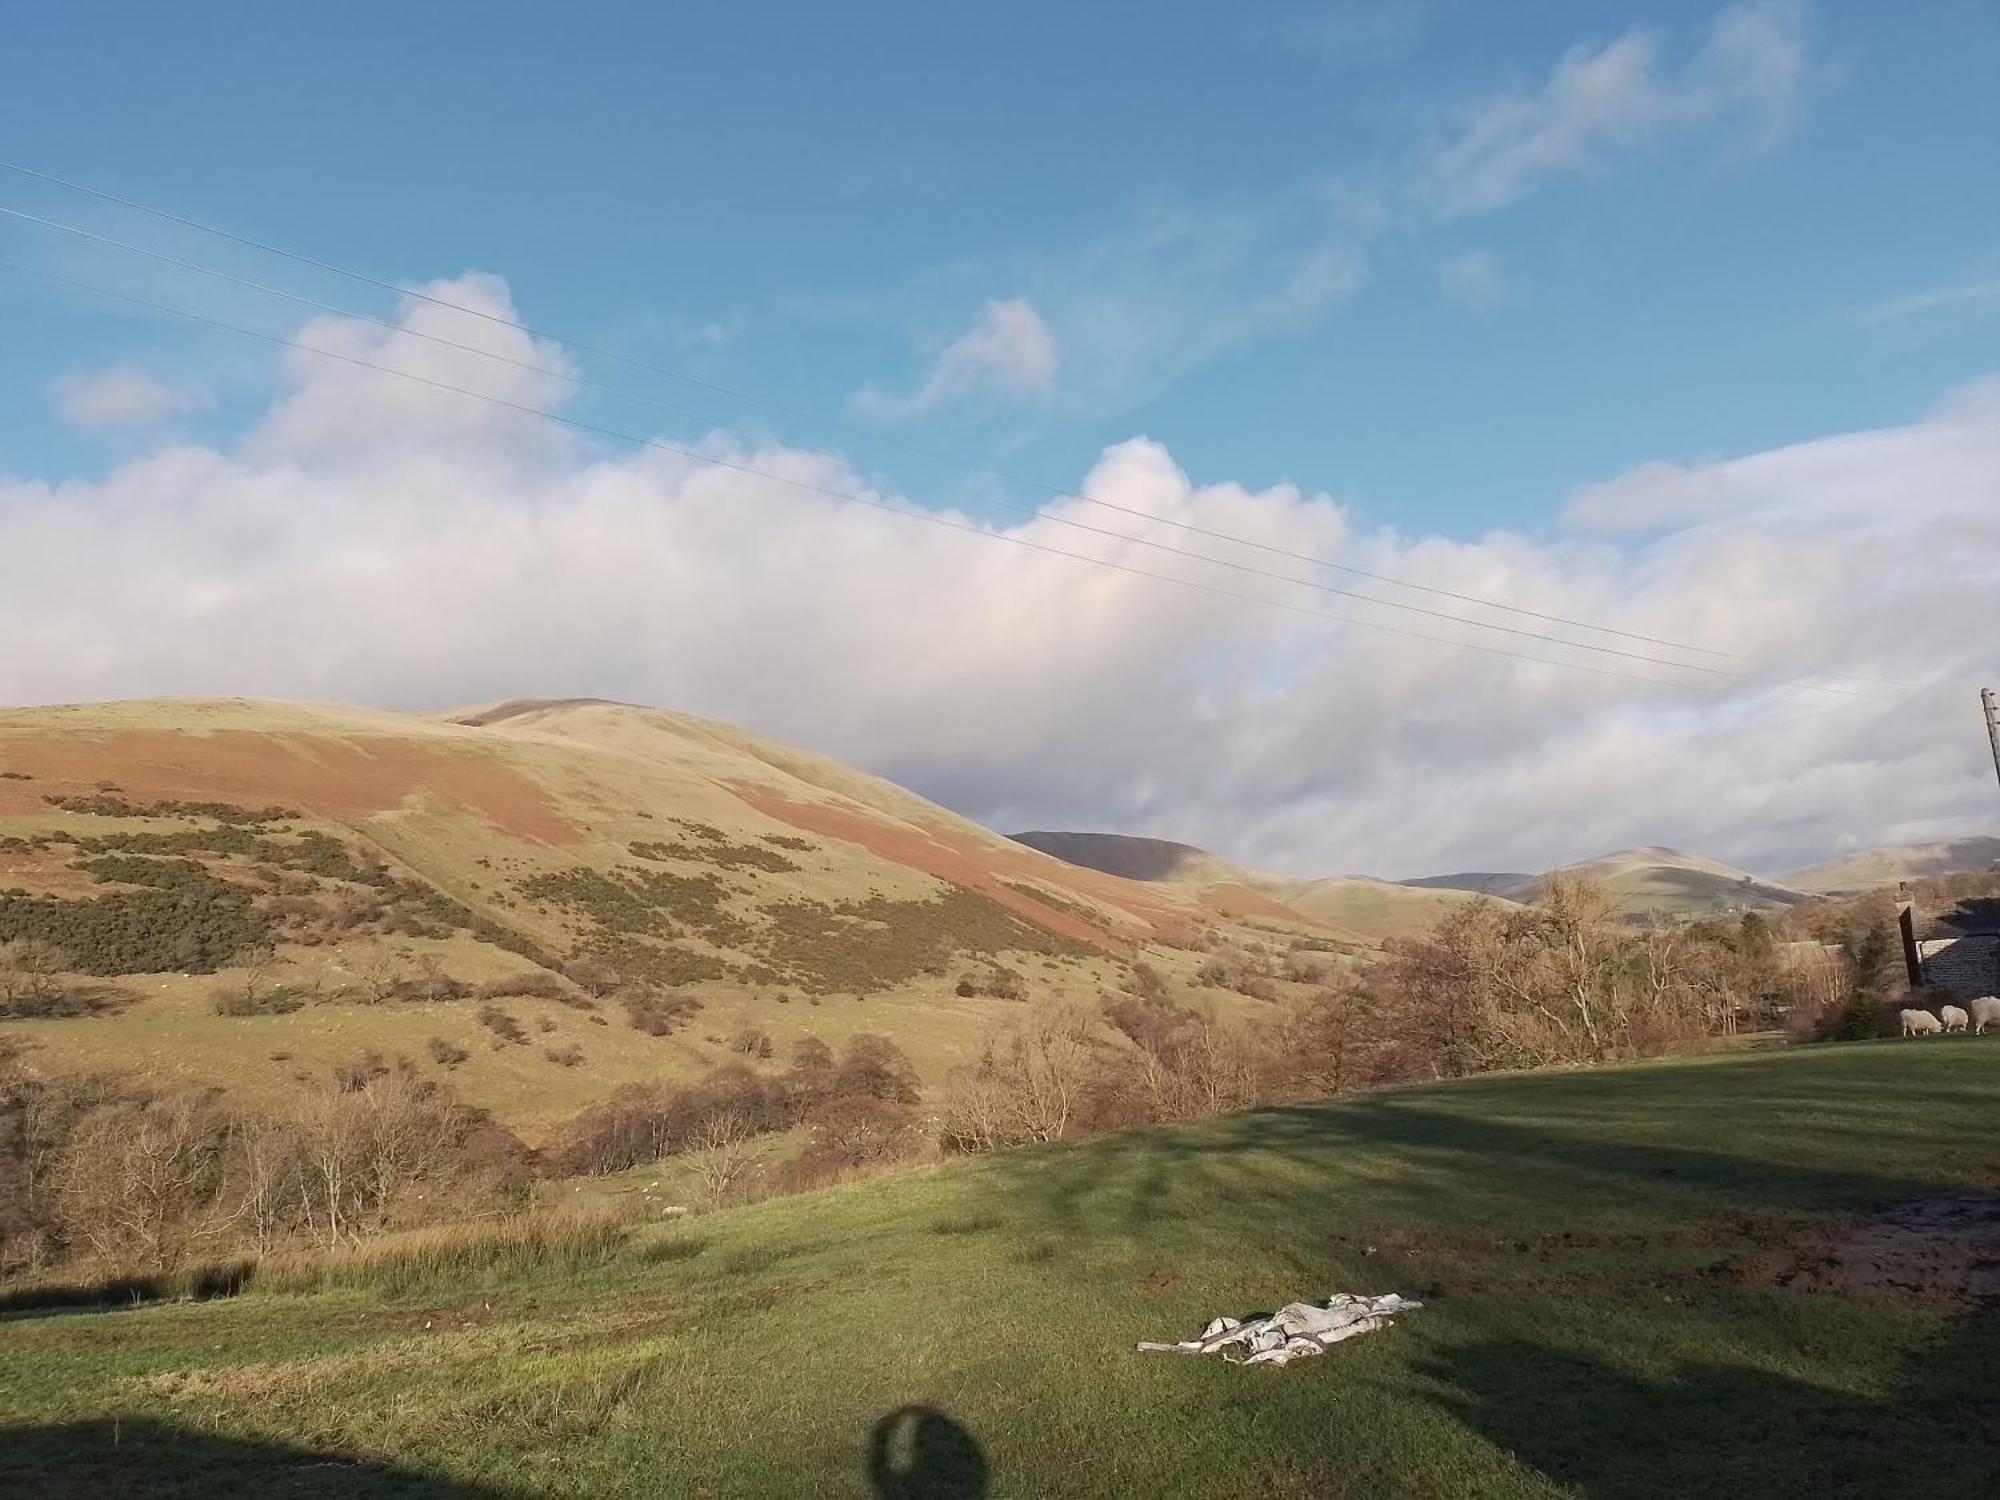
[1983,688,2000,793]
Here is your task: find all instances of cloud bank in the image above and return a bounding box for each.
[4,276,1995,879]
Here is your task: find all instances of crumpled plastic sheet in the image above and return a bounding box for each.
[1137,1293,1423,1367]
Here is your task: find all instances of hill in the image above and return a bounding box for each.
[1398,870,1538,899]
[1556,845,1810,917]
[1405,848,1808,919]
[5,1043,1995,1497]
[1255,875,1499,941]
[0,698,1313,1137]
[1008,830,1256,885]
[1782,835,2000,895]
[1008,828,1496,940]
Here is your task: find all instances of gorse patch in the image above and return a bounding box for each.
[0,868,270,974]
[42,794,300,824]
[629,837,800,874]
[762,889,1088,994]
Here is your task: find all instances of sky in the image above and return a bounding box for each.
[2,1,1998,878]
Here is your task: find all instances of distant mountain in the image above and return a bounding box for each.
[1009,831,1501,940]
[1399,871,1538,900]
[1554,846,1809,918]
[1008,831,1254,886]
[1400,848,1809,919]
[1781,836,2000,895]
[1263,876,1505,941]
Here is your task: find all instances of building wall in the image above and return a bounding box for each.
[1919,935,2000,997]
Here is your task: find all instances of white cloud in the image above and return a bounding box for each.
[5,277,1995,880]
[1855,278,2000,326]
[1420,1,1807,217]
[1239,0,1434,68]
[52,366,211,431]
[850,298,1058,422]
[1438,249,1506,310]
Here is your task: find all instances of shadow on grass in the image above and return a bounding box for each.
[0,1261,255,1319]
[982,1049,2000,1250]
[1419,1299,2000,1499]
[0,1418,517,1497]
[867,1406,988,1499]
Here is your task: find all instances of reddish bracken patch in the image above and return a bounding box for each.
[0,730,579,846]
[733,789,1204,952]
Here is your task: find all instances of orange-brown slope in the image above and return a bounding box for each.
[0,725,579,846]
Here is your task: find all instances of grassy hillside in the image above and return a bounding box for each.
[1008,830,1255,885]
[1008,828,1491,942]
[0,699,1315,1137]
[1559,846,1809,918]
[1257,876,1496,941]
[4,1042,1995,1497]
[1783,835,2000,895]
[1411,848,1809,920]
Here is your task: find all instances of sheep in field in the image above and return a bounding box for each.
[1898,1008,1942,1037]
[1970,996,2000,1035]
[1939,1004,1969,1033]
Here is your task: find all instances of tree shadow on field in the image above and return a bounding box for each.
[0,1418,518,1498]
[980,1052,2000,1249]
[867,1405,989,1499]
[1418,1299,2000,1499]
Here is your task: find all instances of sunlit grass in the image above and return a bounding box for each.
[3,1042,1997,1498]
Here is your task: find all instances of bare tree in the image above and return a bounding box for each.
[343,946,408,1006]
[940,1002,1095,1150]
[683,1111,760,1202]
[0,938,70,1012]
[56,1091,232,1269]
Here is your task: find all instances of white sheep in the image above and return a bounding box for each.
[1970,996,2000,1036]
[1898,1008,1942,1037]
[1939,1004,1970,1033]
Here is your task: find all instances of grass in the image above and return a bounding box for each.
[4,1041,1998,1496]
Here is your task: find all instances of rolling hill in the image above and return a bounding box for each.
[1550,846,1810,917]
[1782,835,2000,895]
[1398,870,1539,900]
[1009,829,1501,939]
[1404,847,1809,919]
[1008,830,1256,886]
[1022,830,1814,926]
[0,698,1314,1137]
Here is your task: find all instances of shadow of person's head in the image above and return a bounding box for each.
[867,1405,989,1499]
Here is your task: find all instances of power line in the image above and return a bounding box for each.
[5,255,1859,706]
[0,158,1901,690]
[0,202,1896,702]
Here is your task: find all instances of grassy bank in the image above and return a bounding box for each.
[3,1040,1997,1497]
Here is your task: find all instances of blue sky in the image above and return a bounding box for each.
[3,0,1995,536]
[3,2,1998,875]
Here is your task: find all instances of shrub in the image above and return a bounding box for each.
[477,1005,527,1045]
[622,989,701,1037]
[426,1037,471,1069]
[831,1033,920,1104]
[211,987,305,1017]
[544,1044,584,1068]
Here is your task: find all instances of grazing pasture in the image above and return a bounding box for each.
[3,1042,1996,1498]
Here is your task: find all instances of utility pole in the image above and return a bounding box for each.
[1984,688,2000,793]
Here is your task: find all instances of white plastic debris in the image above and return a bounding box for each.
[1137,1293,1422,1368]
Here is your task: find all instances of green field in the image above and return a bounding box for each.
[4,1041,1997,1498]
